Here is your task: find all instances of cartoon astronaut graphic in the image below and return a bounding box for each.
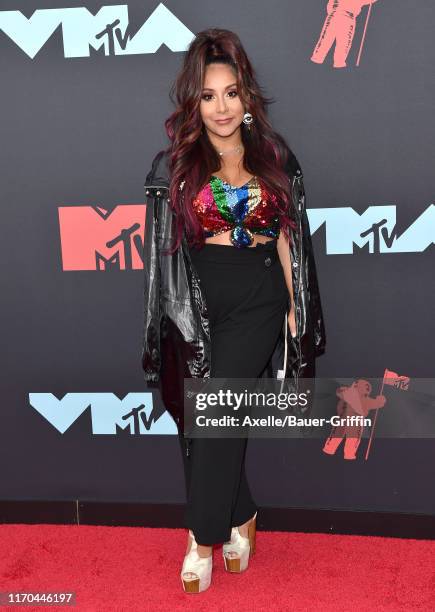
[323,379,386,460]
[311,0,378,68]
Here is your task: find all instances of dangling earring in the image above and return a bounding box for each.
[242,112,253,130]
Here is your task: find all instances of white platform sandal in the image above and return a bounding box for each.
[222,511,257,572]
[180,529,213,593]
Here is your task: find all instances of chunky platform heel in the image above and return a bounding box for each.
[181,530,213,593]
[222,511,257,572]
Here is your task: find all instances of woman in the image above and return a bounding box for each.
[142,28,326,593]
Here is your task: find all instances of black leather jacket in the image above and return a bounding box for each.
[142,149,326,431]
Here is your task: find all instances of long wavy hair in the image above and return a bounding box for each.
[162,28,299,255]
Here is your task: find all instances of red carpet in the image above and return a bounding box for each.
[0,524,434,611]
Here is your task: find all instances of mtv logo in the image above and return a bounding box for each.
[58,205,146,270]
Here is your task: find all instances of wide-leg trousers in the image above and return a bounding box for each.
[177,238,289,546]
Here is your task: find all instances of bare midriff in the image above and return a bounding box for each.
[204,230,276,248]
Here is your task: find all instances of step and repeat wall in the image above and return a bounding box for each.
[1,1,434,515]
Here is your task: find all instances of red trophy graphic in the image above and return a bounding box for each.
[311,0,378,68]
[323,379,386,460]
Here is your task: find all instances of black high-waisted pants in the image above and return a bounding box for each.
[177,238,289,546]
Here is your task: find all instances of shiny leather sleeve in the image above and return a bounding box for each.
[296,172,326,357]
[141,159,163,383]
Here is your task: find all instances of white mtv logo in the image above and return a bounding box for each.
[0,3,194,59]
[29,392,178,434]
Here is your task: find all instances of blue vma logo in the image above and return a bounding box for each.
[0,4,193,59]
[28,393,177,435]
[310,205,434,254]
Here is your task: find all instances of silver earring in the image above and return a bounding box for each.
[242,112,253,125]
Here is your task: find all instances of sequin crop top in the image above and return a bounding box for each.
[192,174,280,248]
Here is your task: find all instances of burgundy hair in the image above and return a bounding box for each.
[161,28,299,255]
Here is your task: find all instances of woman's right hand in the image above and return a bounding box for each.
[287,304,297,339]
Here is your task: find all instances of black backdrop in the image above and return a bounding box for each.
[1,1,434,515]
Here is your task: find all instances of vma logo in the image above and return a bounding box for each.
[310,204,434,254]
[0,3,193,59]
[311,0,379,68]
[29,392,177,435]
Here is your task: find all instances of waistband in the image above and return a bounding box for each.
[189,238,279,266]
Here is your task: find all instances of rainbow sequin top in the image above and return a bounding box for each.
[192,174,281,248]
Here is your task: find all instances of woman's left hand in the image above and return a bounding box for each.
[288,304,297,339]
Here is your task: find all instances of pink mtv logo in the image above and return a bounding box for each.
[311,0,378,68]
[58,205,146,271]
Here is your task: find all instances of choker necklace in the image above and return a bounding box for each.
[217,144,243,157]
